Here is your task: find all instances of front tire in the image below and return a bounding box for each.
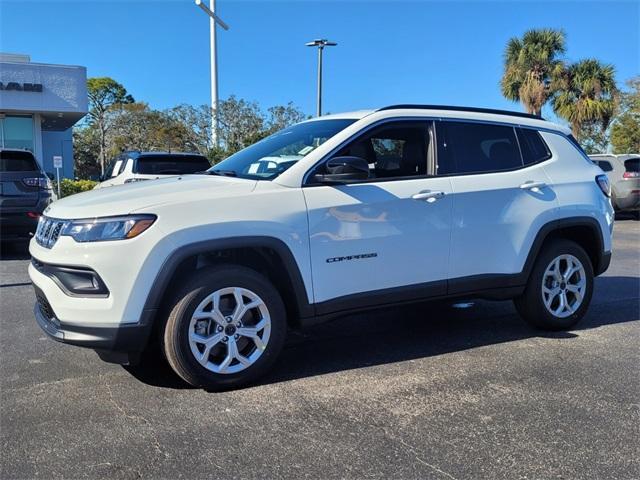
[514,239,594,331]
[162,265,287,391]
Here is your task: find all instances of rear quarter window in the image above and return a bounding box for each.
[597,160,614,172]
[0,150,39,172]
[135,155,211,175]
[517,128,552,165]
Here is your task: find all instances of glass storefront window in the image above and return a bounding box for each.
[0,115,34,151]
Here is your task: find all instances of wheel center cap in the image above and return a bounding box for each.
[225,325,237,336]
[560,282,566,290]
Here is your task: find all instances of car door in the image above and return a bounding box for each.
[303,120,453,312]
[435,120,559,293]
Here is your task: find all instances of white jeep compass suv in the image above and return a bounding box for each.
[29,105,614,390]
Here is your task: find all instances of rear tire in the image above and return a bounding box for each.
[514,239,593,331]
[162,265,287,391]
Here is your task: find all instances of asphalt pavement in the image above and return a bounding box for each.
[1,219,638,479]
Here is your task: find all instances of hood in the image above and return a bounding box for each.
[46,175,257,219]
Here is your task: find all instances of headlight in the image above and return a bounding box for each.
[61,215,156,242]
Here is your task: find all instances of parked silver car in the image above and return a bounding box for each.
[590,154,640,215]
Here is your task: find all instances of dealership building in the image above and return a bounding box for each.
[0,53,87,178]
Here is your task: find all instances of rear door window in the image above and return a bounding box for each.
[436,121,522,175]
[135,155,211,175]
[517,128,552,165]
[0,150,39,172]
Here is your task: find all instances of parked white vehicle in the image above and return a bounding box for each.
[30,105,614,390]
[589,153,640,215]
[94,151,211,188]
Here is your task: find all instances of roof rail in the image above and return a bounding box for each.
[377,104,544,120]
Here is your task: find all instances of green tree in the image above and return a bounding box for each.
[86,77,134,176]
[577,122,609,154]
[553,59,618,139]
[501,28,566,116]
[610,77,640,153]
[166,104,213,155]
[217,95,265,153]
[72,127,100,179]
[107,103,195,154]
[265,102,307,133]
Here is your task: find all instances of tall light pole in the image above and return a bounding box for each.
[305,39,337,117]
[195,0,229,147]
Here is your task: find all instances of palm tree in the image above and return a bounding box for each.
[501,29,566,116]
[553,59,618,138]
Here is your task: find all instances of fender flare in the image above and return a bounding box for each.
[142,236,314,319]
[520,216,608,281]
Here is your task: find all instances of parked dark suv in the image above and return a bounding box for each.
[0,149,53,243]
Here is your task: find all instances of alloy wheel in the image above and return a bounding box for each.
[541,254,587,319]
[188,287,271,374]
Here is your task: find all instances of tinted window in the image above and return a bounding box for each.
[332,122,430,179]
[437,122,522,175]
[624,158,639,172]
[517,128,551,165]
[135,155,211,175]
[598,161,613,172]
[0,150,38,172]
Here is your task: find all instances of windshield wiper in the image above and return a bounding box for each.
[208,169,237,177]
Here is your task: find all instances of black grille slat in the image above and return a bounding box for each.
[35,216,67,249]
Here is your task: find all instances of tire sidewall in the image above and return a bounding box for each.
[164,266,287,390]
[520,240,594,330]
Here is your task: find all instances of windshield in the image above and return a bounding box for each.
[208,119,356,180]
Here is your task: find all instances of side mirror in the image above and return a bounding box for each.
[314,156,370,184]
[46,172,54,180]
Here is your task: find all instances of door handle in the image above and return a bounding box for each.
[412,190,445,201]
[519,181,547,190]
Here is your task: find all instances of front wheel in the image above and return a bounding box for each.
[514,239,594,331]
[162,265,287,390]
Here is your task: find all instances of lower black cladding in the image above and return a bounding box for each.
[32,285,154,365]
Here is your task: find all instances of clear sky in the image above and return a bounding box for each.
[1,0,638,124]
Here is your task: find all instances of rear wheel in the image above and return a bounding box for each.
[514,239,593,330]
[162,265,287,390]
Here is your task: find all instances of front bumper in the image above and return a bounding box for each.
[33,284,155,364]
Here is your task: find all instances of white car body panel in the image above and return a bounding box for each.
[540,132,614,252]
[304,177,453,303]
[448,162,558,279]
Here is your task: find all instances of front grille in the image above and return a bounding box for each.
[34,285,58,323]
[35,216,68,249]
